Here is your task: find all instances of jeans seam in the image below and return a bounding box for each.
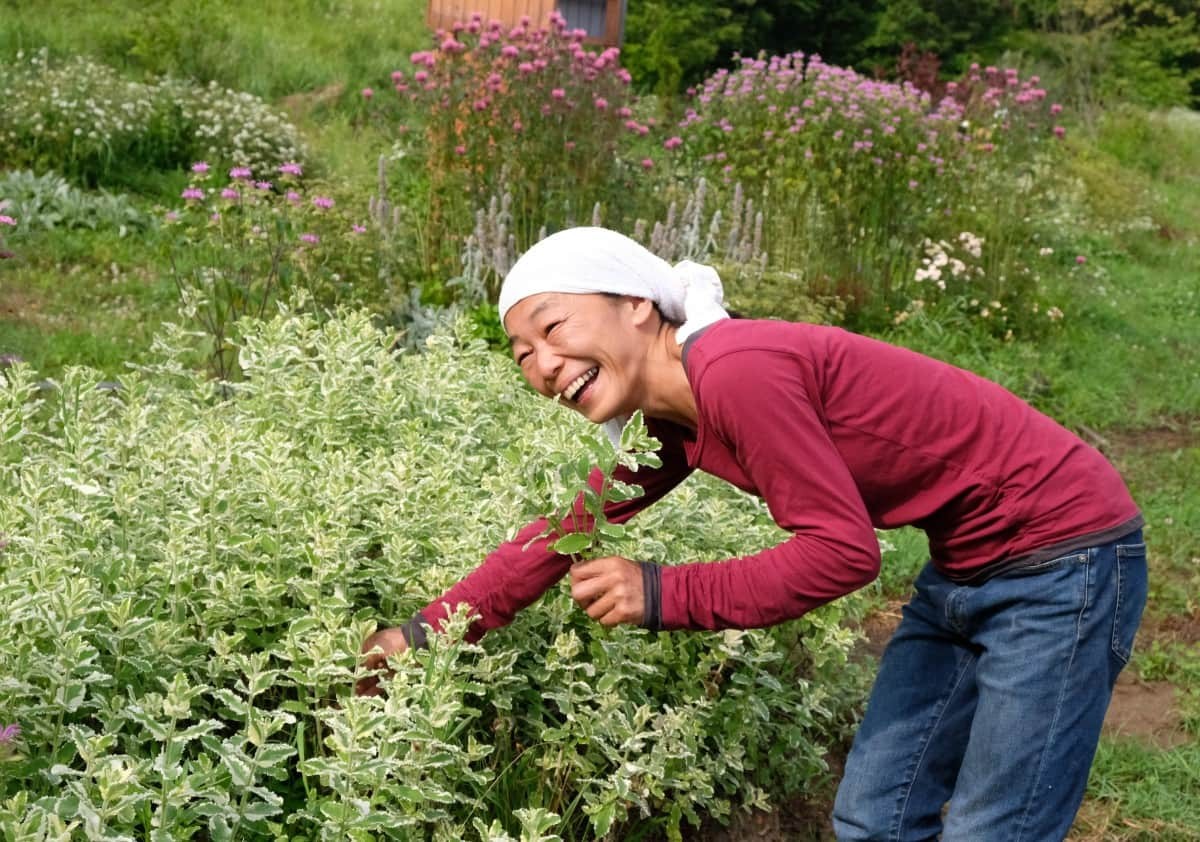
[893,648,976,841]
[1014,549,1093,842]
[1112,556,1128,662]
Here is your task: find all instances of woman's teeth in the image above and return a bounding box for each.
[564,367,598,402]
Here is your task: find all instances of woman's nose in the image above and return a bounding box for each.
[534,346,563,393]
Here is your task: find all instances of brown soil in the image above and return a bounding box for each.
[1140,607,1200,647]
[1103,672,1189,749]
[0,286,42,324]
[280,82,346,119]
[1099,422,1199,458]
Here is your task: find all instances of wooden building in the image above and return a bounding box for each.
[427,0,626,47]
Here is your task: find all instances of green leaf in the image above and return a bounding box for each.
[208,815,233,842]
[589,800,617,837]
[550,532,593,555]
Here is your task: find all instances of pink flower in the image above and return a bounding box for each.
[312,196,334,209]
[0,723,20,743]
[1050,103,1063,115]
[512,119,523,133]
[565,141,576,151]
[518,62,534,74]
[551,88,565,100]
[165,211,179,222]
[181,187,204,201]
[594,97,608,110]
[286,191,302,204]
[502,45,519,58]
[391,70,405,82]
[191,161,210,174]
[230,167,252,179]
[300,233,319,244]
[1075,255,1087,265]
[352,224,367,234]
[414,70,429,83]
[278,162,303,176]
[361,87,374,99]
[455,144,467,155]
[255,181,272,191]
[220,188,240,200]
[1053,125,1065,139]
[908,180,919,189]
[0,215,15,226]
[640,158,654,170]
[441,36,463,52]
[663,136,683,150]
[210,212,221,222]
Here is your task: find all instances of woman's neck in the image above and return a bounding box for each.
[638,325,699,431]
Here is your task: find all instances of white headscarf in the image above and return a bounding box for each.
[498,227,730,446]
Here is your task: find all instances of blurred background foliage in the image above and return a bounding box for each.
[623,0,1199,108]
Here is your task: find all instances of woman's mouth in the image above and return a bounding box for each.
[563,367,599,403]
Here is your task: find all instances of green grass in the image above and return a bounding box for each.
[0,227,177,376]
[0,0,429,100]
[1074,740,1200,841]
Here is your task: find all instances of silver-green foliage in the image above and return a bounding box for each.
[0,311,866,840]
[0,171,146,233]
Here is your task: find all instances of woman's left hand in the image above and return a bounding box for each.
[569,556,645,627]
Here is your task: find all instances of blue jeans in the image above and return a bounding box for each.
[833,531,1147,842]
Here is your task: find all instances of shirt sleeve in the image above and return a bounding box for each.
[658,350,881,631]
[415,421,694,642]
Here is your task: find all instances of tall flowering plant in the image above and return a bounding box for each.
[165,162,386,382]
[663,52,1066,330]
[382,11,644,284]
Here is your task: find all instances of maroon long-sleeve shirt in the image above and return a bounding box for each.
[411,320,1141,641]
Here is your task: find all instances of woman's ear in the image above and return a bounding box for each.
[627,296,659,328]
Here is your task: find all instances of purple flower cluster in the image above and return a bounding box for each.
[384,9,638,205]
[171,162,366,249]
[670,51,1064,191]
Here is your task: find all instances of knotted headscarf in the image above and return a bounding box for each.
[498,227,730,445]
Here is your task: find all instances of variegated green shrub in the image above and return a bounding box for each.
[0,311,868,841]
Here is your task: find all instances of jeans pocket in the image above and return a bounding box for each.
[1112,542,1148,664]
[1003,550,1088,578]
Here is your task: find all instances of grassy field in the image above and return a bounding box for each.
[2,5,1198,839]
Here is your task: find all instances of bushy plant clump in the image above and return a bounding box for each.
[663,53,1068,333]
[0,312,866,840]
[374,11,655,283]
[0,50,305,188]
[0,171,146,234]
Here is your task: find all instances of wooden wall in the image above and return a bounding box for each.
[426,0,623,46]
[427,0,557,33]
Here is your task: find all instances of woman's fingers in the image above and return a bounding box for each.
[569,556,644,626]
[356,627,409,696]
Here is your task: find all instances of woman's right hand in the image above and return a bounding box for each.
[356,627,409,697]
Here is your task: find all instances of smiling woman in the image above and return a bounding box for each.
[361,226,1147,842]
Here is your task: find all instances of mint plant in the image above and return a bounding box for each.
[0,311,867,840]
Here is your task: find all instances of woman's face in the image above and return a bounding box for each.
[505,292,654,423]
